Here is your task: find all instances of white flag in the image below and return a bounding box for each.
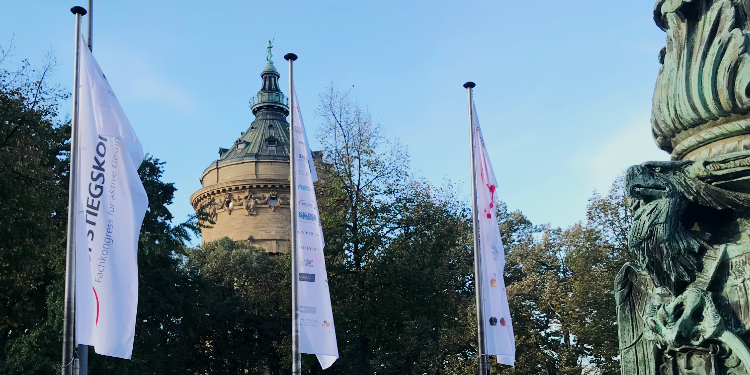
[292,87,339,369]
[472,102,515,366]
[74,35,148,359]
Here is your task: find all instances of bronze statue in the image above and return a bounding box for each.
[617,1,750,373]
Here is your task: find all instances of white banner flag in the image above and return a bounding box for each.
[292,87,339,369]
[472,102,515,366]
[74,35,148,359]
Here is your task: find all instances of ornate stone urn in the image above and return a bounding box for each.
[617,1,750,374]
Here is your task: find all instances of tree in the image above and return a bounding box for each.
[185,237,288,374]
[564,176,632,374]
[85,157,202,375]
[0,41,70,373]
[314,85,409,374]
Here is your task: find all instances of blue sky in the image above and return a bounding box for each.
[2,1,668,238]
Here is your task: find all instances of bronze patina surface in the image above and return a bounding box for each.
[618,1,750,374]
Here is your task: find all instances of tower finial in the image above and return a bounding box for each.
[266,39,274,64]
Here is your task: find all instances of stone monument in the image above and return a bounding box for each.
[189,48,292,253]
[618,0,750,373]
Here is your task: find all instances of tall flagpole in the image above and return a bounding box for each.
[78,1,93,372]
[285,52,301,375]
[87,0,93,51]
[465,81,490,375]
[62,6,87,375]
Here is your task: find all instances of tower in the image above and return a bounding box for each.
[190,47,291,253]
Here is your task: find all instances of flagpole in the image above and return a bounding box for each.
[77,1,93,372]
[62,6,87,375]
[465,82,490,375]
[86,0,93,51]
[285,52,301,375]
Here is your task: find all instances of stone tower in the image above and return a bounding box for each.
[190,52,291,254]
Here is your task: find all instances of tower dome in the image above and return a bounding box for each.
[190,44,291,253]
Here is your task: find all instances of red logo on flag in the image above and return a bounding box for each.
[93,287,100,325]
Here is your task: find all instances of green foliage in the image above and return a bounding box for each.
[490,179,630,375]
[0,42,70,374]
[0,47,635,374]
[85,156,199,375]
[186,237,288,374]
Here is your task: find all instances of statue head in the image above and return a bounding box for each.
[625,161,704,294]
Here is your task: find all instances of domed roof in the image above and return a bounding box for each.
[207,53,290,168]
[263,61,277,73]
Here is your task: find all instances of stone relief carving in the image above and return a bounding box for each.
[243,192,257,215]
[207,189,290,218]
[208,199,218,222]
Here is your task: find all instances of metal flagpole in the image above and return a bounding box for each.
[87,0,93,51]
[285,52,301,375]
[62,6,87,375]
[465,81,490,375]
[78,1,93,372]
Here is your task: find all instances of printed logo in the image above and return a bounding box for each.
[489,317,497,326]
[297,230,318,237]
[299,211,318,222]
[299,273,316,282]
[301,245,320,252]
[500,317,506,326]
[321,320,332,328]
[299,259,313,267]
[491,246,499,262]
[479,159,496,219]
[298,184,310,191]
[484,183,496,219]
[300,306,317,314]
[298,153,307,160]
[490,273,498,287]
[299,200,314,208]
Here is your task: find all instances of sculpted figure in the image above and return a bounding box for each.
[222,193,233,209]
[209,200,218,222]
[617,1,750,374]
[266,39,273,63]
[244,192,256,215]
[223,193,237,215]
[257,193,269,205]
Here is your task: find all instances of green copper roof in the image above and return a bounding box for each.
[263,61,277,73]
[209,52,290,167]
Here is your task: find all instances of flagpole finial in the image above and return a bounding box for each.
[285,53,298,61]
[71,6,87,15]
[463,82,476,89]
